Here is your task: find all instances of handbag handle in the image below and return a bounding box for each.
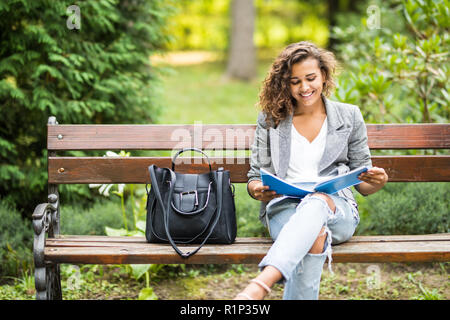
[171,148,212,171]
[148,164,224,258]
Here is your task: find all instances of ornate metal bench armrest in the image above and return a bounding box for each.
[33,194,60,300]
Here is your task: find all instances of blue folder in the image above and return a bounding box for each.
[260,166,370,197]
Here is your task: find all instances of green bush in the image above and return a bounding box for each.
[356,182,449,235]
[331,0,449,124]
[234,184,268,237]
[60,198,129,236]
[0,0,174,214]
[0,199,33,278]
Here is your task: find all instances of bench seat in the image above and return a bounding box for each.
[33,120,450,299]
[45,234,450,265]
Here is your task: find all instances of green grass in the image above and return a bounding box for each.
[155,60,272,124]
[3,262,447,300]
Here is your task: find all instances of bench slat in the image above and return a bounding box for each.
[48,124,450,150]
[48,155,450,184]
[366,124,450,149]
[48,124,256,151]
[44,234,450,264]
[46,234,450,243]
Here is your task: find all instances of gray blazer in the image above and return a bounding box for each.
[247,96,373,224]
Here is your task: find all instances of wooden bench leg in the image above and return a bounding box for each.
[33,198,62,300]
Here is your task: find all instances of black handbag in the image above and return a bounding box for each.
[145,148,237,258]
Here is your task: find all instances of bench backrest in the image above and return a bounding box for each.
[47,119,450,184]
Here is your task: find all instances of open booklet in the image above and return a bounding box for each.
[260,166,371,197]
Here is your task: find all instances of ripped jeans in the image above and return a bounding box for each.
[258,193,360,300]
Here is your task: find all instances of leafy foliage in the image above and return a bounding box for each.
[60,199,126,236]
[234,184,269,237]
[0,198,33,278]
[331,0,449,123]
[0,0,173,213]
[356,182,450,235]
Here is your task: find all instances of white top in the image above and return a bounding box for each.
[284,117,328,183]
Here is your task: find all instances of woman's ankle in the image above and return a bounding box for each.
[257,265,283,287]
[235,266,282,300]
[235,281,267,300]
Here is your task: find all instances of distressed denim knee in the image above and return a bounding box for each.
[327,195,360,245]
[299,194,335,272]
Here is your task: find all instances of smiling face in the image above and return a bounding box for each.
[289,57,326,111]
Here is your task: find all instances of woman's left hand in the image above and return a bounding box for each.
[358,166,388,187]
[356,166,389,196]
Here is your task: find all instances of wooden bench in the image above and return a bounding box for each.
[33,117,450,299]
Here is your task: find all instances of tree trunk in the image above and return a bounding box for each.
[226,0,256,81]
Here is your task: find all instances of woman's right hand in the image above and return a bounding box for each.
[248,180,282,202]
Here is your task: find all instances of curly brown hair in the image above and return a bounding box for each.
[259,41,339,126]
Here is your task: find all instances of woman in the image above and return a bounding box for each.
[235,41,388,300]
